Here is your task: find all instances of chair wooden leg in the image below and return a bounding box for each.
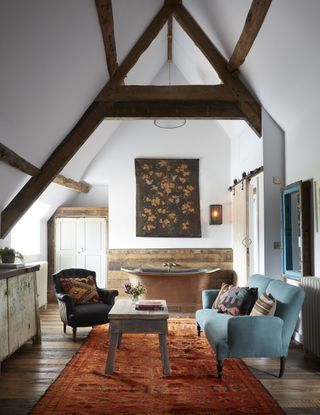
[63,323,66,333]
[279,356,286,378]
[217,360,223,379]
[196,323,201,337]
[72,327,77,341]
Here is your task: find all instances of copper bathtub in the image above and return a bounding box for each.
[121,266,221,312]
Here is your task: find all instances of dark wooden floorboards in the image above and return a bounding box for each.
[0,304,319,414]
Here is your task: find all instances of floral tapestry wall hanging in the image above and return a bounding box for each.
[135,158,201,237]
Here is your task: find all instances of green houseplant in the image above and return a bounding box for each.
[0,246,24,263]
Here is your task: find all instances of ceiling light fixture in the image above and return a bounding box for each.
[154,18,186,130]
[154,119,186,129]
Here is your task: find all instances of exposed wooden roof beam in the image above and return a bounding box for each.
[108,4,173,86]
[172,4,262,136]
[52,176,90,193]
[95,0,119,78]
[228,0,272,73]
[97,85,236,102]
[0,143,90,193]
[0,143,38,176]
[167,16,173,61]
[101,100,243,119]
[165,0,182,5]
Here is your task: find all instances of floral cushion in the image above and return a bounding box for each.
[59,275,102,305]
[218,286,258,316]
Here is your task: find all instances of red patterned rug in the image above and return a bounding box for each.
[31,319,284,414]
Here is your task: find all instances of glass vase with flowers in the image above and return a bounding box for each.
[124,281,146,303]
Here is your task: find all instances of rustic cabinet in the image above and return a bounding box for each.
[0,279,9,363]
[0,267,41,373]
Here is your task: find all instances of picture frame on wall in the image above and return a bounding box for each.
[135,158,201,237]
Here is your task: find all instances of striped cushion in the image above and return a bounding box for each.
[250,292,276,316]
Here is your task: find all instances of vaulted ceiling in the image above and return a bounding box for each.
[1,0,320,238]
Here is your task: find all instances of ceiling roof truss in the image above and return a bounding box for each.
[0,0,271,238]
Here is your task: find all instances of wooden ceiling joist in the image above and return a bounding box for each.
[228,0,272,73]
[0,143,39,177]
[95,0,119,78]
[101,101,243,119]
[165,0,182,5]
[97,85,236,102]
[172,3,262,136]
[52,176,90,193]
[0,143,90,193]
[167,16,173,61]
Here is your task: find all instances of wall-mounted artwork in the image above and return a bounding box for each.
[135,158,201,237]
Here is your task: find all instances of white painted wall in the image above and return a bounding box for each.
[84,119,232,249]
[285,108,320,276]
[223,120,263,181]
[228,110,284,278]
[262,109,285,277]
[67,185,108,208]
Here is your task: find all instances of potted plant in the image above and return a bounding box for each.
[0,246,24,264]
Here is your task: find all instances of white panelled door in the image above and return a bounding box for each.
[55,218,106,287]
[232,181,249,286]
[232,174,263,286]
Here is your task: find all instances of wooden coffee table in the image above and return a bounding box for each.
[105,299,170,375]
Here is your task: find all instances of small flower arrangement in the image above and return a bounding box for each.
[124,281,146,301]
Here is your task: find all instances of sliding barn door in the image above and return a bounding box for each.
[232,181,249,286]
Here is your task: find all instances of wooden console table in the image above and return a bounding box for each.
[105,299,170,375]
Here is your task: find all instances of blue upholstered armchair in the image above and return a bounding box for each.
[196,274,305,378]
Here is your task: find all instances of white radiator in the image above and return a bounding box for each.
[27,261,48,309]
[302,277,320,357]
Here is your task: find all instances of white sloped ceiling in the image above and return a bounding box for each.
[1,0,320,220]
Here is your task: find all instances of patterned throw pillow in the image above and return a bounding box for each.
[59,275,102,305]
[250,293,276,316]
[218,286,258,316]
[212,282,235,309]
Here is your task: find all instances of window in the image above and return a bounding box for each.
[11,202,49,256]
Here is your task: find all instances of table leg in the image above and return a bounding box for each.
[159,333,170,375]
[117,333,122,349]
[105,333,119,374]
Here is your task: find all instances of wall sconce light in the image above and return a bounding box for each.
[210,205,222,225]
